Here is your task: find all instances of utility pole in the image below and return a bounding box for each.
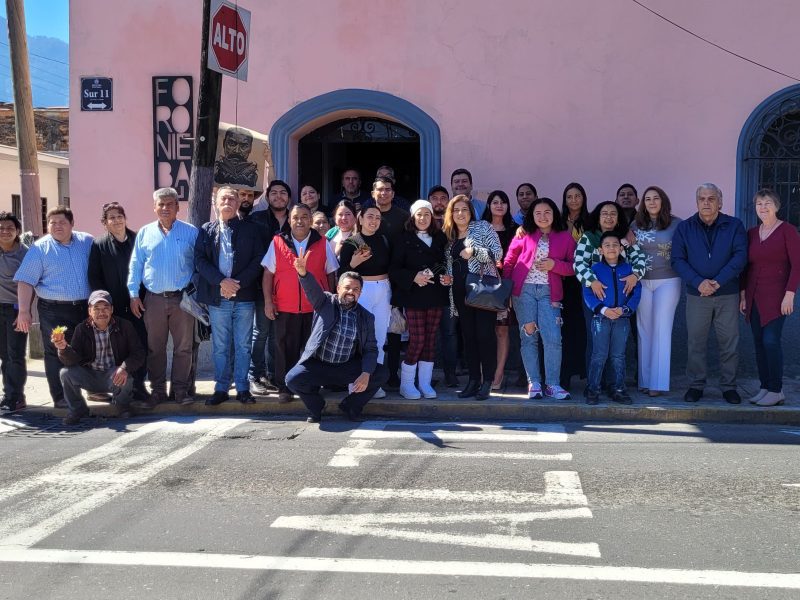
[187,0,223,227]
[5,0,42,237]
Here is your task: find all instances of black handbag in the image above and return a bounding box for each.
[465,269,512,312]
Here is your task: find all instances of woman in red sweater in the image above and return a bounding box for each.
[739,189,800,406]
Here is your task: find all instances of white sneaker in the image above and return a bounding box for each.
[528,382,543,399]
[545,384,571,400]
[373,387,386,399]
[748,388,768,404]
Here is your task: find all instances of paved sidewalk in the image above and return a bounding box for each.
[6,358,800,425]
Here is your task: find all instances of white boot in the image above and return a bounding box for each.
[399,362,421,399]
[417,361,437,399]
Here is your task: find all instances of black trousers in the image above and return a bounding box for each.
[453,293,497,383]
[116,311,148,394]
[287,357,388,418]
[37,299,88,404]
[0,303,27,401]
[274,312,313,391]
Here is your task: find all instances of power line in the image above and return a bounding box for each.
[0,39,68,66]
[631,0,800,82]
[0,57,67,88]
[0,63,67,97]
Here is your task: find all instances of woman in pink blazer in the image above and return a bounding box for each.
[503,198,576,400]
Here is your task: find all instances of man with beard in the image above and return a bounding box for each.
[237,189,257,218]
[214,127,258,188]
[286,250,387,423]
[338,168,371,212]
[427,185,449,228]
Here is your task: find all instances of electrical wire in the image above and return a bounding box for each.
[0,39,68,66]
[631,0,800,82]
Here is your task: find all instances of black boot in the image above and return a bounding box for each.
[476,381,492,400]
[444,369,459,388]
[458,380,480,398]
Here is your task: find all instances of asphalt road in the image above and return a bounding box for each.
[1,415,799,599]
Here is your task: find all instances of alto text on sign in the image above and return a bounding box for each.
[208,0,251,81]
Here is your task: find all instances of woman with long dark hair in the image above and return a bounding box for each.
[482,190,515,389]
[390,200,449,399]
[443,195,503,399]
[503,198,576,400]
[630,186,682,396]
[558,183,591,389]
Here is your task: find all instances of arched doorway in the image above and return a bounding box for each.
[737,84,800,228]
[298,117,420,208]
[269,89,441,206]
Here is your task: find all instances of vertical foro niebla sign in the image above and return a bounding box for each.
[152,76,194,200]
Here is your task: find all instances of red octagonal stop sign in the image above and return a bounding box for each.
[209,1,250,80]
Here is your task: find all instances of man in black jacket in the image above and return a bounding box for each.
[286,249,387,423]
[195,186,265,405]
[87,202,149,402]
[53,290,146,425]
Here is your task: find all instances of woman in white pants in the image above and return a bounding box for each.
[338,206,392,397]
[631,186,682,396]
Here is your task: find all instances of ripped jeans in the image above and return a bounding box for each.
[512,283,562,386]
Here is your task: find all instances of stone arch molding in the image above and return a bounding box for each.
[269,89,441,198]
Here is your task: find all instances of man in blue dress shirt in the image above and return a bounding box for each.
[14,206,93,408]
[127,187,198,407]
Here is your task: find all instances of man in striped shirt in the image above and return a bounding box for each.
[127,187,198,407]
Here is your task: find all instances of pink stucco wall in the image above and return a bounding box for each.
[70,0,800,234]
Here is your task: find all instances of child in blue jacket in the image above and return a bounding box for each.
[583,231,642,405]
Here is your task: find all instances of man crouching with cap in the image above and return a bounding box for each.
[53,290,146,425]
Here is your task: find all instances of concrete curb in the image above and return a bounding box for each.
[24,396,800,426]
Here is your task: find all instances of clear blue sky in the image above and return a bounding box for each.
[0,0,69,42]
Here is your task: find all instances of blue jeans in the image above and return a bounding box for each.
[249,295,275,381]
[512,284,562,386]
[0,303,27,401]
[37,299,88,404]
[209,299,255,392]
[750,302,785,393]
[587,314,630,393]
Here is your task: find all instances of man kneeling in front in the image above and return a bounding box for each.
[286,248,388,423]
[54,290,145,425]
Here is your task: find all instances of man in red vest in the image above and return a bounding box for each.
[261,204,339,402]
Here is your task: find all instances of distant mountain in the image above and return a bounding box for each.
[0,16,68,107]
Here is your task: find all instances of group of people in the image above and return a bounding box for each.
[0,166,797,425]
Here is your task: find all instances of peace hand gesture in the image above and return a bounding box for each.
[294,247,311,276]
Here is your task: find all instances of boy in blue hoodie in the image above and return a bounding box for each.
[583,231,642,405]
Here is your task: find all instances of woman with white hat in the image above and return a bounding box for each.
[390,200,450,399]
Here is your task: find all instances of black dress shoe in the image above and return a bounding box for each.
[444,370,459,388]
[458,380,480,398]
[206,391,229,406]
[684,388,703,403]
[723,390,742,405]
[475,381,492,400]
[584,387,600,405]
[306,414,321,423]
[611,390,633,405]
[237,390,256,404]
[278,391,293,404]
[338,402,365,422]
[63,409,90,426]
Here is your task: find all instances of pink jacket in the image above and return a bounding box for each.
[503,230,576,301]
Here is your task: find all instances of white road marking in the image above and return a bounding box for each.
[2,548,800,589]
[351,421,568,443]
[271,507,598,557]
[0,418,248,548]
[298,471,587,506]
[328,439,573,467]
[0,418,25,434]
[782,484,800,488]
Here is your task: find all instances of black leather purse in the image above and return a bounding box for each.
[465,269,512,312]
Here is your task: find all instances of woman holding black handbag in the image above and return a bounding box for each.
[443,195,504,399]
